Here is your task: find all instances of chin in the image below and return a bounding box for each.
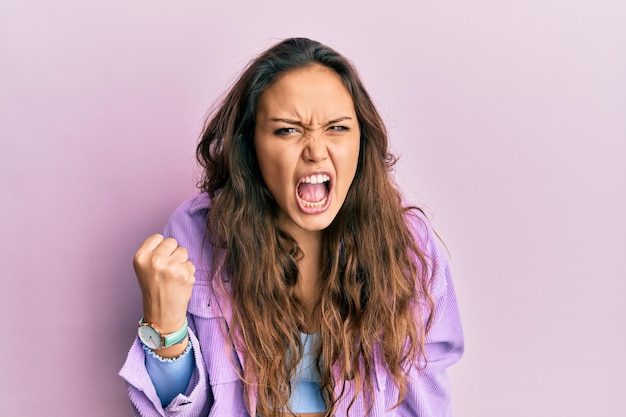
[294,210,338,233]
[298,218,333,232]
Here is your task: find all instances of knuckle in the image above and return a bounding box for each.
[163,237,179,247]
[133,251,149,270]
[188,264,196,277]
[149,254,167,271]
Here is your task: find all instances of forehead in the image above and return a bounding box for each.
[257,65,355,119]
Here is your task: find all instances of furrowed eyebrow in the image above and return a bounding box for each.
[268,116,353,126]
[326,116,353,125]
[269,118,304,126]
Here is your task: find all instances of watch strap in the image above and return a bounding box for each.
[139,317,189,348]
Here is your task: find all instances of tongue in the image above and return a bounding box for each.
[298,183,327,202]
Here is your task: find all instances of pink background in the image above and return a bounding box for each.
[1,1,624,416]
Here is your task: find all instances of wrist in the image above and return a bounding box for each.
[143,335,190,359]
[141,316,187,335]
[141,303,188,334]
[141,296,189,334]
[138,317,188,351]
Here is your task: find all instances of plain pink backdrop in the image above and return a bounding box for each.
[1,1,624,416]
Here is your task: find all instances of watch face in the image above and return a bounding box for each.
[138,325,162,350]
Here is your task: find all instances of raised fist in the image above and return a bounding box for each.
[133,234,195,336]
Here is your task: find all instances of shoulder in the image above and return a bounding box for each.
[161,193,212,266]
[162,193,210,234]
[402,205,431,249]
[402,203,450,300]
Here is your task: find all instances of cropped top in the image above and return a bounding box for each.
[289,332,326,413]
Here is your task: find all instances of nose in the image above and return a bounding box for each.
[302,131,328,163]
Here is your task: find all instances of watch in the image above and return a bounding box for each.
[137,317,188,350]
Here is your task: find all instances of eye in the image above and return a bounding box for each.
[328,125,349,132]
[274,127,299,136]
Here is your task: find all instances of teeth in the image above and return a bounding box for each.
[299,196,328,208]
[298,174,331,208]
[302,174,330,184]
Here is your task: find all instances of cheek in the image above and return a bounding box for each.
[257,146,293,196]
[345,143,361,188]
[256,142,278,178]
[337,141,360,174]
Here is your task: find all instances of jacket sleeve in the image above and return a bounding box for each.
[119,325,212,417]
[119,195,214,416]
[401,210,465,416]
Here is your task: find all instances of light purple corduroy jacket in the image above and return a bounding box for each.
[119,193,464,417]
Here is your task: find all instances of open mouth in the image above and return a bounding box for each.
[296,173,331,211]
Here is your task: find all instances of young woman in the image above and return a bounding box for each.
[120,37,464,417]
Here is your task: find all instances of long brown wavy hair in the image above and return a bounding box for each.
[196,38,434,416]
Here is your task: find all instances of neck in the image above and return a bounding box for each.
[283,228,323,333]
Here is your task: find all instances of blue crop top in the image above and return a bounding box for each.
[288,332,326,413]
[144,332,326,413]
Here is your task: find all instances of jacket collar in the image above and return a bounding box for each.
[189,192,211,214]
